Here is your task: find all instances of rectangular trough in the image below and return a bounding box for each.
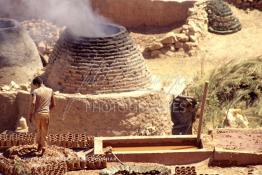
[94,135,212,165]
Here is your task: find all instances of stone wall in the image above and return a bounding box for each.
[226,0,262,10]
[0,90,173,136]
[0,0,196,29]
[90,0,196,29]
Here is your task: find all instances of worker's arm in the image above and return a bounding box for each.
[30,92,36,123]
[49,91,55,110]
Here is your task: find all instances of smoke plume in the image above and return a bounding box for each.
[0,0,114,37]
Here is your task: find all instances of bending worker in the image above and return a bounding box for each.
[29,76,55,154]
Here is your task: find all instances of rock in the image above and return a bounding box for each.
[148,42,163,51]
[188,21,202,34]
[54,91,60,95]
[188,8,195,16]
[174,42,184,49]
[188,50,197,57]
[223,108,249,128]
[160,33,177,44]
[20,84,29,91]
[165,51,175,56]
[150,50,162,58]
[37,41,46,53]
[1,85,10,91]
[10,81,20,89]
[189,35,198,42]
[15,116,29,133]
[181,29,189,35]
[40,54,49,67]
[169,45,176,52]
[182,24,190,31]
[160,46,171,54]
[183,42,198,51]
[176,33,189,42]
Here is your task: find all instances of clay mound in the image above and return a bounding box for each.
[45,24,152,94]
[0,18,42,85]
[206,0,241,34]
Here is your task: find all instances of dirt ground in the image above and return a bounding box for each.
[212,128,262,152]
[65,162,262,175]
[131,6,262,81]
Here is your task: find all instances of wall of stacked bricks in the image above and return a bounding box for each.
[0,91,173,136]
[0,0,196,29]
[0,133,94,149]
[0,151,107,175]
[226,0,262,10]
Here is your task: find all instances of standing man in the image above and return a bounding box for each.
[29,76,55,154]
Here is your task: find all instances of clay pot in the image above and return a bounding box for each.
[6,166,14,175]
[101,160,107,169]
[79,141,85,148]
[74,134,79,140]
[80,158,86,169]
[66,159,74,171]
[6,140,11,147]
[61,140,67,147]
[0,163,3,172]
[0,140,4,147]
[94,159,102,169]
[73,159,81,170]
[11,138,18,146]
[72,141,78,148]
[86,161,96,170]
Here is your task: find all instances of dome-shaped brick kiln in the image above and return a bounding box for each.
[0,18,42,85]
[45,24,152,94]
[206,0,241,34]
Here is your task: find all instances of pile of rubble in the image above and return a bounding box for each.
[226,0,262,10]
[21,19,64,66]
[0,81,30,92]
[144,1,208,58]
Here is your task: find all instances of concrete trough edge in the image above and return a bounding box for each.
[210,149,262,167]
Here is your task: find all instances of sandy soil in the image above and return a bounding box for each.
[212,128,262,152]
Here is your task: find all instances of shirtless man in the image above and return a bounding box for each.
[29,76,55,154]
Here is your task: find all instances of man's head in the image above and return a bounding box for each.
[32,76,43,88]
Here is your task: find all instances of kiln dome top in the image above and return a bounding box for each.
[67,23,125,38]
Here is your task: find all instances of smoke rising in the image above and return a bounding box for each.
[0,0,114,37]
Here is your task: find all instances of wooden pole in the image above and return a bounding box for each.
[197,81,209,144]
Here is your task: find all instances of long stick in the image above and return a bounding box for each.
[197,81,209,144]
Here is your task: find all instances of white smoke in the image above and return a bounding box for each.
[0,0,114,37]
